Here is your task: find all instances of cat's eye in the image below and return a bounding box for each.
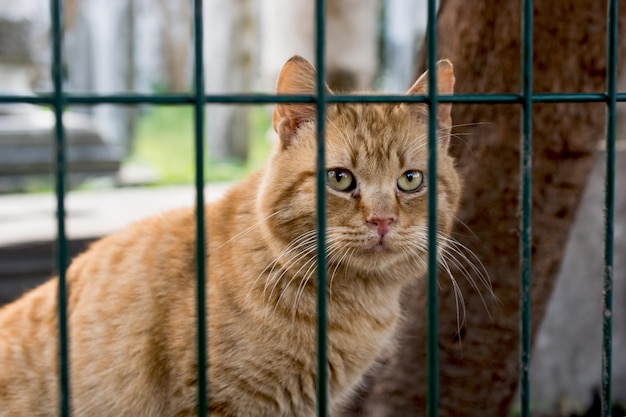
[397,170,425,192]
[327,168,356,192]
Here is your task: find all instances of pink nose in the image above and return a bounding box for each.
[367,215,396,238]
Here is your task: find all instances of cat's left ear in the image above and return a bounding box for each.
[272,55,331,148]
[408,60,455,149]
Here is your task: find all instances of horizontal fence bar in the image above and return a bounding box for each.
[2,92,626,106]
[330,92,626,104]
[0,94,307,105]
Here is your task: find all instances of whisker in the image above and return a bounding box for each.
[291,256,319,321]
[438,253,467,335]
[291,235,351,317]
[450,216,481,241]
[263,232,318,300]
[268,237,318,305]
[448,121,491,130]
[252,227,349,310]
[404,226,493,333]
[218,208,287,249]
[328,246,354,302]
[271,251,315,314]
[437,236,497,320]
[440,237,493,297]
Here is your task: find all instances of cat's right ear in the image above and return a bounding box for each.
[272,55,319,147]
[408,60,455,149]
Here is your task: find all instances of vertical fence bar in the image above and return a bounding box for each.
[192,0,208,415]
[51,0,71,415]
[601,0,618,415]
[519,0,534,416]
[314,0,328,416]
[426,0,439,415]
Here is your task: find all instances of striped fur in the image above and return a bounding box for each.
[0,56,460,416]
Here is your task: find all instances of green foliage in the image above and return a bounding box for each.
[127,105,273,185]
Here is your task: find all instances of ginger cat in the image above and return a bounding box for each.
[0,56,459,417]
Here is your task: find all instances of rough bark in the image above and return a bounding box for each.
[338,1,626,416]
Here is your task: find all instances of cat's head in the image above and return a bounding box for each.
[258,56,461,283]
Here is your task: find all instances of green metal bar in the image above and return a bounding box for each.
[314,1,328,415]
[61,94,313,105]
[602,0,618,415]
[426,0,439,415]
[4,92,626,106]
[192,0,208,415]
[51,0,70,416]
[330,92,626,104]
[519,0,533,416]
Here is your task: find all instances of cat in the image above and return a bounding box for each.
[0,55,459,417]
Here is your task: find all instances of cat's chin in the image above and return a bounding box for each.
[349,238,426,277]
[366,241,391,254]
[362,234,402,255]
[355,241,406,266]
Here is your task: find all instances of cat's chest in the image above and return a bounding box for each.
[322,296,402,398]
[327,318,397,377]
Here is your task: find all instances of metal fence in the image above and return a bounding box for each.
[0,0,621,416]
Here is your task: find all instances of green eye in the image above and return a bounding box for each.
[327,169,356,192]
[397,170,424,192]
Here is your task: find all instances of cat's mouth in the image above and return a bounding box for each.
[369,243,387,253]
[366,236,393,254]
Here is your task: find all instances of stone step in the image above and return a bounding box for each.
[0,183,232,305]
[0,105,122,192]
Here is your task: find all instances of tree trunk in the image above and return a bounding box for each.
[339,1,626,416]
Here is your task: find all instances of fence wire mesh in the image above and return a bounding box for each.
[0,0,619,416]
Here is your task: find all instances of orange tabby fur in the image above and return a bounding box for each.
[0,56,459,417]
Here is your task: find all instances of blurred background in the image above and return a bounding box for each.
[0,0,432,192]
[0,1,624,416]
